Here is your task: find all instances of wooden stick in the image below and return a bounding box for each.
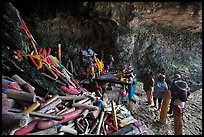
[21,83,35,95]
[4,89,36,103]
[32,112,64,120]
[9,108,64,121]
[43,62,58,79]
[101,114,108,135]
[58,44,61,62]
[43,95,59,107]
[106,129,114,134]
[57,109,83,124]
[89,119,99,134]
[59,126,78,135]
[23,101,40,114]
[76,119,85,133]
[105,120,118,131]
[81,109,89,118]
[66,122,75,128]
[28,55,39,68]
[3,98,15,111]
[96,111,105,134]
[76,98,90,104]
[72,103,99,110]
[15,100,33,107]
[51,65,65,77]
[61,68,76,88]
[2,111,29,129]
[41,73,66,86]
[89,109,101,120]
[58,75,70,86]
[59,107,75,116]
[159,90,171,124]
[119,117,137,127]
[174,105,183,135]
[30,39,38,55]
[14,120,39,135]
[53,94,86,101]
[56,107,68,116]
[84,118,90,134]
[111,100,118,129]
[47,48,51,55]
[11,74,35,93]
[28,126,57,135]
[37,99,62,113]
[36,120,57,130]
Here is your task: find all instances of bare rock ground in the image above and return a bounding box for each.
[106,82,202,135]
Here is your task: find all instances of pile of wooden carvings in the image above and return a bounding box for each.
[2,75,148,135]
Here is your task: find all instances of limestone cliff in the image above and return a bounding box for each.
[2,2,202,90]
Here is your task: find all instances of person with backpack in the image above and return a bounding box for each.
[168,74,182,115]
[173,80,191,115]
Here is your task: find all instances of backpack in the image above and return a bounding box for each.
[178,90,188,102]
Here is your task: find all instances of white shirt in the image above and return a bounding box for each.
[174,99,185,109]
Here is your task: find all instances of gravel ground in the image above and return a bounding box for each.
[106,82,202,135]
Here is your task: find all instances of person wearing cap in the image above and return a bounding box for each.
[153,74,168,111]
[168,74,182,115]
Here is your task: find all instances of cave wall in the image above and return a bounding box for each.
[3,2,202,85]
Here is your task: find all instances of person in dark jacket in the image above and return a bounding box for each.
[168,74,182,114]
[143,71,155,105]
[172,80,190,116]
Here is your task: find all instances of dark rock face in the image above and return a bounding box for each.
[92,2,202,87]
[118,24,202,88]
[2,2,202,90]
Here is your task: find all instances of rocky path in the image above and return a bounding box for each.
[106,82,202,135]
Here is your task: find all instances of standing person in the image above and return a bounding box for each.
[118,86,126,105]
[109,54,114,72]
[168,74,182,115]
[128,82,136,102]
[153,74,168,111]
[103,65,109,75]
[93,61,99,78]
[173,80,190,115]
[93,82,103,97]
[88,62,95,82]
[142,64,151,77]
[127,73,137,101]
[143,70,154,105]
